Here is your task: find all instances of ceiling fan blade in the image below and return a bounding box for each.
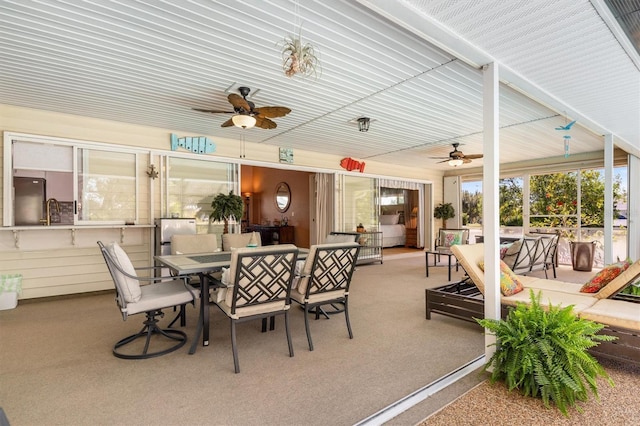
[193,108,234,114]
[228,93,251,111]
[464,154,483,159]
[436,159,451,163]
[255,116,277,129]
[220,118,234,127]
[428,156,451,160]
[254,106,291,118]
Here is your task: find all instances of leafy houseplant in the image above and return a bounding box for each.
[434,202,455,228]
[210,191,244,234]
[476,290,615,417]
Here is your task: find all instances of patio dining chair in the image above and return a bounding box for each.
[527,232,560,278]
[502,236,540,275]
[290,242,360,351]
[212,244,298,373]
[97,241,199,359]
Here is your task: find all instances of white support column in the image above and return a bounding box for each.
[604,135,614,264]
[629,154,640,260]
[483,62,500,358]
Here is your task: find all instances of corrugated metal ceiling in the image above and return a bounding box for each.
[0,0,637,171]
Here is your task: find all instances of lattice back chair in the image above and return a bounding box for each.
[213,244,298,373]
[290,242,360,351]
[97,241,199,359]
[538,232,560,278]
[503,236,540,275]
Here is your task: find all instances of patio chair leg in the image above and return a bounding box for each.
[231,321,240,373]
[304,305,314,351]
[285,311,294,357]
[344,299,353,339]
[188,298,204,355]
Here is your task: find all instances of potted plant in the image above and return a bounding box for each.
[210,191,244,234]
[434,202,455,229]
[476,290,615,417]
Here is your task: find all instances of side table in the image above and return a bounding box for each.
[425,250,459,281]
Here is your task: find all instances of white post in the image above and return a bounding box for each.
[604,134,614,264]
[483,62,500,359]
[628,154,640,260]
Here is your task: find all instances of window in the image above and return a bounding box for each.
[3,132,142,226]
[77,149,137,223]
[165,157,237,230]
[340,175,378,231]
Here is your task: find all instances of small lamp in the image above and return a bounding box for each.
[448,158,464,167]
[357,117,370,132]
[232,114,256,129]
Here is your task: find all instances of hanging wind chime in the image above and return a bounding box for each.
[555,117,576,158]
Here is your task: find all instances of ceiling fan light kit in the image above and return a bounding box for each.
[429,142,483,167]
[231,114,256,129]
[193,86,291,130]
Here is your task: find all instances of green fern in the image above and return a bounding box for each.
[477,289,615,416]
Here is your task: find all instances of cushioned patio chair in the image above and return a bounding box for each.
[221,232,262,252]
[98,241,199,359]
[434,229,469,255]
[212,244,298,373]
[290,242,360,351]
[171,233,218,255]
[171,234,221,286]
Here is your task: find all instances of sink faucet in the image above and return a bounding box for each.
[40,198,61,226]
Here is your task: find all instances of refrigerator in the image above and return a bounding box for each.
[155,218,197,277]
[155,218,197,256]
[14,177,46,226]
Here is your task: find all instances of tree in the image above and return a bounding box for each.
[434,203,455,228]
[499,178,523,226]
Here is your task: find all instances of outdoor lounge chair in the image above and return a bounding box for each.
[425,243,640,366]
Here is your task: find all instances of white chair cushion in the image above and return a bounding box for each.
[501,289,597,313]
[222,232,262,251]
[171,234,218,254]
[125,279,199,316]
[108,242,142,303]
[578,299,640,331]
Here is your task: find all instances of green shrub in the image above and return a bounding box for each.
[476,290,615,416]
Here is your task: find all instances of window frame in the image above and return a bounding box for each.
[3,132,145,227]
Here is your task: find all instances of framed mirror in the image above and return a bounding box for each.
[275,182,291,213]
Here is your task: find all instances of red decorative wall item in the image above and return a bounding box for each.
[340,157,366,173]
